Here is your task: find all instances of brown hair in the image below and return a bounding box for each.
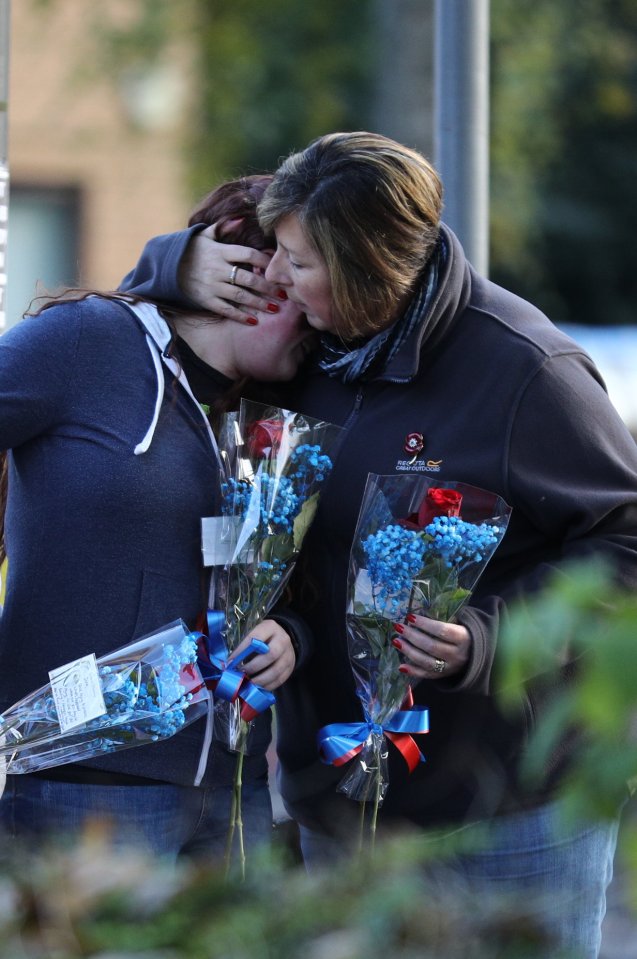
[258,131,443,340]
[189,174,273,246]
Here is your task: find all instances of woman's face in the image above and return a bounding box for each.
[265,215,336,333]
[233,297,315,381]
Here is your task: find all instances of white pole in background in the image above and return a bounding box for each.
[0,0,10,332]
[434,0,490,276]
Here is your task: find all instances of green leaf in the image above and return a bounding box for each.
[293,492,320,550]
[261,532,295,564]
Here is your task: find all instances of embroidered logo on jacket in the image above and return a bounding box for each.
[396,458,442,473]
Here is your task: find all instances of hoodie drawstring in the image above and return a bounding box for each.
[134,333,165,455]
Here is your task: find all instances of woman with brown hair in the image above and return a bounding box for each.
[0,175,314,862]
[121,132,637,956]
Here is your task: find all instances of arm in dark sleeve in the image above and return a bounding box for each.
[505,352,637,591]
[119,224,206,309]
[447,351,637,695]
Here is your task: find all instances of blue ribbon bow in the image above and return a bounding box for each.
[196,610,275,719]
[318,706,429,772]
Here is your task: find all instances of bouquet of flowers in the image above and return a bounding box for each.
[200,399,343,755]
[319,474,512,839]
[0,621,209,775]
[198,399,342,876]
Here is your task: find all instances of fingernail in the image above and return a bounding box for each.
[277,289,288,300]
[406,614,417,625]
[266,303,280,313]
[399,665,410,674]
[393,623,405,635]
[392,638,403,650]
[246,316,259,326]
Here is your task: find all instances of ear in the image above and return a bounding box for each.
[217,217,245,239]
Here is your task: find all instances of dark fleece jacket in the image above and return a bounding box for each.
[121,224,637,834]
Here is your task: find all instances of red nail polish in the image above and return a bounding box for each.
[266,303,280,313]
[399,665,410,674]
[277,289,288,300]
[393,623,405,635]
[392,638,403,650]
[406,614,417,625]
[246,316,259,326]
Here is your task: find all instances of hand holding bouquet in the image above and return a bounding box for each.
[200,399,342,876]
[319,474,511,842]
[201,399,342,753]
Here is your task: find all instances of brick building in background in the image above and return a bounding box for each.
[5,0,193,328]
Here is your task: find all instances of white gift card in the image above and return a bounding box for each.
[201,516,255,566]
[49,653,107,733]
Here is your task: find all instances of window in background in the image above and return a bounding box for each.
[5,184,81,328]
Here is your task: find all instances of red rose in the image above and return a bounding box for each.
[246,418,285,458]
[417,487,463,527]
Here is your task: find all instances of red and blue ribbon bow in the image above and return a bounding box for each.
[196,610,275,722]
[318,705,429,773]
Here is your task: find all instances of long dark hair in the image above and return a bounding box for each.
[0,175,274,567]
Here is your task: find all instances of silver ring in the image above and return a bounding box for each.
[432,658,446,674]
[229,265,239,286]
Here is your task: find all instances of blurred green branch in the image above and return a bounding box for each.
[498,558,637,831]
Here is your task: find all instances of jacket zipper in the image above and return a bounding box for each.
[342,386,365,433]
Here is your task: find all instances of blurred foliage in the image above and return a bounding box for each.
[0,824,566,958]
[494,558,637,935]
[490,0,637,325]
[186,1,374,197]
[35,0,375,197]
[498,558,637,835]
[29,0,637,327]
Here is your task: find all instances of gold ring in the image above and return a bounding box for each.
[229,265,239,285]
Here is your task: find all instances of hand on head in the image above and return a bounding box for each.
[178,224,285,325]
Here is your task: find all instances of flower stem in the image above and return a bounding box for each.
[223,774,237,879]
[224,734,246,881]
[369,740,382,856]
[357,800,367,861]
[235,743,246,880]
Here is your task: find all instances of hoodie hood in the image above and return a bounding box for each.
[122,300,222,466]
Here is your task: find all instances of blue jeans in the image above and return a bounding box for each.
[300,798,619,959]
[0,773,272,866]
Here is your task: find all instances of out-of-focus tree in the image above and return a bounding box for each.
[31,0,637,327]
[187,0,374,195]
[40,0,375,197]
[490,0,637,325]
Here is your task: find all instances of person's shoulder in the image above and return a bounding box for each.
[1,298,83,350]
[57,295,148,341]
[8,296,147,361]
[7,295,127,332]
[468,273,585,360]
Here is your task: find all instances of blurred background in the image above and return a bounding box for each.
[1,0,636,441]
[0,3,636,954]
